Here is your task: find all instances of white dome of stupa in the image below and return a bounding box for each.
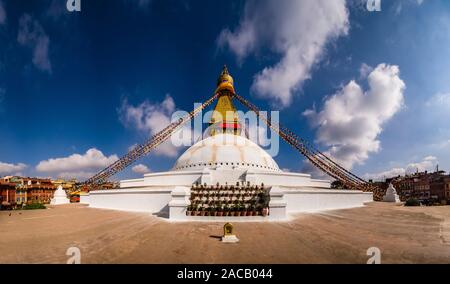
[173,133,280,172]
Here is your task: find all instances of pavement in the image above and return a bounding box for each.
[0,202,449,264]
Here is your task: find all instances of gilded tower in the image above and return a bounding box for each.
[209,65,241,136]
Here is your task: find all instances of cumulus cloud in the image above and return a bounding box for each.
[0,162,27,175]
[218,0,349,107]
[359,63,373,79]
[36,148,119,180]
[119,94,194,157]
[392,0,427,15]
[17,14,52,73]
[364,156,438,181]
[0,0,6,25]
[304,63,405,169]
[132,164,150,174]
[426,92,450,107]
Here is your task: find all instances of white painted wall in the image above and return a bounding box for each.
[90,169,372,220]
[89,188,172,214]
[120,169,330,189]
[283,188,373,213]
[80,194,90,204]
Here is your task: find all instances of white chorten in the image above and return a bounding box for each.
[383,183,400,203]
[50,185,70,205]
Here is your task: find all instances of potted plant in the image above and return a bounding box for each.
[193,205,199,216]
[207,205,212,216]
[254,205,259,216]
[200,206,206,216]
[234,203,241,217]
[241,204,247,216]
[186,205,192,216]
[229,204,235,217]
[247,206,253,216]
[217,205,224,217]
[222,205,228,216]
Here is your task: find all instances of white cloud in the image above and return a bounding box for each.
[364,156,438,181]
[128,143,139,151]
[426,92,450,107]
[36,148,119,180]
[364,167,406,181]
[17,14,52,73]
[119,94,190,158]
[0,162,27,175]
[304,63,405,169]
[406,156,438,173]
[218,0,349,107]
[359,63,373,79]
[0,0,6,25]
[132,164,150,174]
[57,171,97,180]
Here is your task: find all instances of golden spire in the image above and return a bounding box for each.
[216,65,235,94]
[210,65,240,135]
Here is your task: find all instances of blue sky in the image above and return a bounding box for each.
[0,0,449,181]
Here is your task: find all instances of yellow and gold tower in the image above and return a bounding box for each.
[209,65,241,136]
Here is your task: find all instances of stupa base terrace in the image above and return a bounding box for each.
[85,167,372,221]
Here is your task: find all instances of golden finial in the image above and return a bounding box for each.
[221,65,229,75]
[216,65,234,93]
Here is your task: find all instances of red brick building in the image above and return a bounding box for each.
[381,170,450,202]
[1,177,56,207]
[22,178,56,204]
[0,180,17,208]
[430,175,450,201]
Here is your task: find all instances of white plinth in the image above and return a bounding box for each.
[383,184,400,203]
[222,235,239,243]
[80,193,90,205]
[269,186,287,220]
[168,186,191,220]
[50,185,70,205]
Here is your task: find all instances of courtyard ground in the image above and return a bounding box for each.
[0,202,449,264]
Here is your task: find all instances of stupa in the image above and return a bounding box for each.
[50,185,70,205]
[86,67,372,220]
[383,183,401,203]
